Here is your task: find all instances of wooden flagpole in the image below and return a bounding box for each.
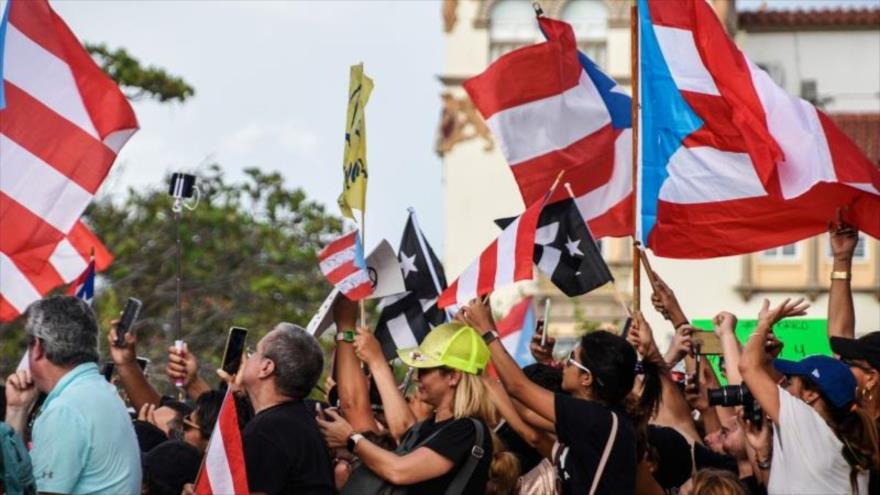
[630,2,641,313]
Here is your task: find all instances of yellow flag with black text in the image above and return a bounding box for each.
[338,63,373,220]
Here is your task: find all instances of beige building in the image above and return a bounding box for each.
[437,0,880,342]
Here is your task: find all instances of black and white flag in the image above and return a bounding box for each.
[375,208,449,359]
[496,199,613,297]
[374,292,432,360]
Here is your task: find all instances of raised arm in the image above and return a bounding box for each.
[827,211,857,339]
[165,342,211,400]
[483,375,556,457]
[713,311,743,385]
[332,297,377,433]
[461,299,557,424]
[628,313,702,443]
[108,321,161,410]
[353,326,416,440]
[739,298,809,424]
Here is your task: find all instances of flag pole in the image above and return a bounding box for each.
[630,1,641,313]
[359,209,367,329]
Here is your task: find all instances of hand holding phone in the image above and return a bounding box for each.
[115,298,143,347]
[221,327,248,376]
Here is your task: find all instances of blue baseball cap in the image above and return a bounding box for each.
[773,355,857,409]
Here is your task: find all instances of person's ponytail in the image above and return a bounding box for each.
[486,436,521,495]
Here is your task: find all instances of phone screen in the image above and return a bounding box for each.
[222,327,248,375]
[621,317,633,339]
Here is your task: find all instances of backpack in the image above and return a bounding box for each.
[341,417,486,495]
[0,422,36,495]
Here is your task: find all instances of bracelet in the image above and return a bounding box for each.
[830,271,851,281]
[757,457,771,470]
[336,330,356,343]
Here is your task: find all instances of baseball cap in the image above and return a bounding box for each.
[773,355,857,408]
[398,322,490,375]
[830,331,880,372]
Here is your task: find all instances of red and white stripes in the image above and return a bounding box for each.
[463,17,633,240]
[194,390,249,495]
[643,0,879,256]
[438,197,545,309]
[0,0,136,320]
[318,231,374,301]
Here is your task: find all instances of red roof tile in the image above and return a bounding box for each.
[739,7,880,31]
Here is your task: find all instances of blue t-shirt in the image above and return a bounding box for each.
[31,362,141,494]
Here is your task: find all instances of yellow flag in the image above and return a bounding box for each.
[338,63,373,220]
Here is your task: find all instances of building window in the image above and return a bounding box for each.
[761,243,799,260]
[489,0,541,62]
[826,233,869,261]
[561,0,609,69]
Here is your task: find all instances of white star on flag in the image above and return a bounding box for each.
[400,252,419,278]
[565,236,584,258]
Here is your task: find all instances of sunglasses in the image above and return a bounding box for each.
[566,350,591,374]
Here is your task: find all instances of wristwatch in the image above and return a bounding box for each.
[347,432,365,453]
[336,330,356,343]
[830,271,851,281]
[482,330,499,345]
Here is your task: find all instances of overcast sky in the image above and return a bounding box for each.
[12,0,879,259]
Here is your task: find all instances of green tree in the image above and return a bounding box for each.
[0,167,343,388]
[86,43,195,103]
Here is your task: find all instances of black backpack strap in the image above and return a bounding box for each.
[396,421,425,453]
[444,418,486,495]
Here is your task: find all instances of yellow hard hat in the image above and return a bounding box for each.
[397,322,490,375]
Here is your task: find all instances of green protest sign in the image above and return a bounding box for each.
[690,319,831,385]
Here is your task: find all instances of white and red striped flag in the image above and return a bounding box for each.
[463,16,633,241]
[0,0,136,321]
[438,196,545,309]
[194,389,249,495]
[318,231,374,301]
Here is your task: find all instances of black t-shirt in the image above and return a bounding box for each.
[406,416,493,495]
[242,400,334,495]
[554,394,637,495]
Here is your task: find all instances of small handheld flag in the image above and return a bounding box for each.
[338,63,373,220]
[318,231,375,301]
[65,258,96,305]
[194,389,248,495]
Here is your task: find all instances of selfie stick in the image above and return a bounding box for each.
[541,298,551,347]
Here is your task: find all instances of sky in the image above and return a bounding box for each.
[45,0,447,256]
[9,0,879,259]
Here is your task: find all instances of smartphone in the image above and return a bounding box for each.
[136,357,150,373]
[693,331,723,355]
[115,297,143,347]
[221,327,248,375]
[621,317,633,339]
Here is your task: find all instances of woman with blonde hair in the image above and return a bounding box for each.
[319,322,519,494]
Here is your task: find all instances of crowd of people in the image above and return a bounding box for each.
[1,221,878,495]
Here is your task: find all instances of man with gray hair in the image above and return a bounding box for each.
[235,322,334,494]
[4,296,141,494]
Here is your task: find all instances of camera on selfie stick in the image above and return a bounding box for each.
[168,173,199,398]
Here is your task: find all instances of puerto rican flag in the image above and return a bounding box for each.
[65,258,95,304]
[318,231,374,301]
[639,0,880,257]
[0,0,132,321]
[438,195,545,309]
[194,389,249,495]
[497,297,536,368]
[463,16,633,240]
